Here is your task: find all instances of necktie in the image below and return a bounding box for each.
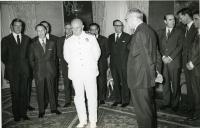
[166,29,171,39]
[41,40,46,53]
[185,26,189,37]
[17,35,20,44]
[116,34,119,43]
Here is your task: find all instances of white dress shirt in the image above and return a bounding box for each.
[12,32,21,44]
[63,31,101,80]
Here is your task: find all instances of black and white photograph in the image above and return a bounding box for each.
[0,0,200,128]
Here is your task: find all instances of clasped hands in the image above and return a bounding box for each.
[162,56,172,64]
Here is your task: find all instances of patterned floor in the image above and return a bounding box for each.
[2,87,200,128]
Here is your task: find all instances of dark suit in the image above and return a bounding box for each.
[32,34,59,107]
[127,23,158,128]
[157,27,184,108]
[97,35,109,101]
[57,35,73,104]
[1,33,31,119]
[189,34,200,117]
[29,38,57,113]
[182,23,198,111]
[108,32,131,104]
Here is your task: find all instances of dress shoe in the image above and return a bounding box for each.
[160,104,170,110]
[28,106,35,111]
[14,117,20,122]
[22,115,30,120]
[121,103,129,107]
[57,103,61,107]
[63,103,71,108]
[187,115,200,121]
[76,122,87,128]
[111,102,121,107]
[99,100,105,105]
[51,110,61,115]
[38,113,45,118]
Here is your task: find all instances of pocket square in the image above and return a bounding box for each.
[122,41,126,43]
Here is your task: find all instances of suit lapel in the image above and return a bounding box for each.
[10,34,18,46]
[36,38,45,55]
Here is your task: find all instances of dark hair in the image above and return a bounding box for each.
[89,23,100,34]
[113,19,123,26]
[10,18,25,33]
[35,23,47,31]
[193,9,199,16]
[40,21,51,33]
[164,13,174,20]
[64,22,71,26]
[177,8,193,19]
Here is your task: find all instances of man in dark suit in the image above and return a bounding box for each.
[177,8,198,113]
[1,18,31,121]
[108,19,131,107]
[89,23,109,105]
[157,14,184,111]
[126,8,160,128]
[39,21,60,107]
[57,22,73,107]
[29,24,61,118]
[186,10,200,121]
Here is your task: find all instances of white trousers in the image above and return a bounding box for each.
[72,77,97,123]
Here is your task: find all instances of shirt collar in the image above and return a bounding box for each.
[12,32,21,38]
[39,38,46,44]
[166,27,173,32]
[187,21,193,30]
[134,21,143,31]
[115,32,122,37]
[46,33,50,39]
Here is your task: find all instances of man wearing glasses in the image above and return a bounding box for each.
[108,19,131,107]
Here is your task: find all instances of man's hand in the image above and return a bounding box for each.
[186,61,194,70]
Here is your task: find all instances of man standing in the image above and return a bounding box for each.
[29,24,61,118]
[63,18,100,128]
[157,14,184,111]
[1,18,31,121]
[126,8,159,128]
[89,23,109,105]
[108,19,131,107]
[186,10,200,121]
[40,21,60,107]
[177,8,198,113]
[57,22,73,107]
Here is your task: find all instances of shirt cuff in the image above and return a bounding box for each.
[168,56,173,61]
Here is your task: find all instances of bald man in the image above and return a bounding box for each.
[63,19,101,128]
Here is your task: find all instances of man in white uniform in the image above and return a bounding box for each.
[63,18,101,128]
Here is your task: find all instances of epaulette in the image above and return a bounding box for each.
[65,34,72,39]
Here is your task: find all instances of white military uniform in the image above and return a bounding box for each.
[63,31,101,124]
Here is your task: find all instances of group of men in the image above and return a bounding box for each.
[1,7,199,128]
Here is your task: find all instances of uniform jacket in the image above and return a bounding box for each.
[63,31,101,80]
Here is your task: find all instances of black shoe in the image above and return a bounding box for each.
[63,103,71,108]
[99,100,105,105]
[38,113,45,118]
[14,117,20,122]
[172,106,179,112]
[22,115,30,120]
[111,102,121,107]
[187,115,200,121]
[28,106,35,111]
[160,104,170,110]
[51,110,61,115]
[121,103,129,107]
[57,103,61,107]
